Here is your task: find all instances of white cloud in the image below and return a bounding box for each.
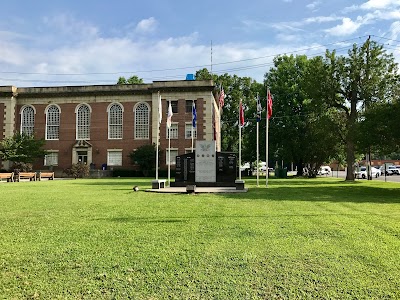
[42,14,99,39]
[306,1,321,11]
[390,20,400,40]
[303,15,341,24]
[135,17,158,34]
[361,0,400,10]
[325,17,362,36]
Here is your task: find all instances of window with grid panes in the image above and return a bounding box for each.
[107,150,122,166]
[44,152,58,166]
[108,103,123,139]
[185,100,197,113]
[46,105,60,140]
[166,149,178,165]
[185,123,197,139]
[77,104,90,140]
[21,106,35,135]
[135,102,149,139]
[166,123,178,139]
[166,100,178,113]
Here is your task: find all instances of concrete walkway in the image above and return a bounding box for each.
[145,186,248,194]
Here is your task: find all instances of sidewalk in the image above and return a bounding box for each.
[145,186,248,193]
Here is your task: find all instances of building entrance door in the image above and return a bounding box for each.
[77,151,88,164]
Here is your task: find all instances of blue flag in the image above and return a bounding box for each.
[192,102,197,128]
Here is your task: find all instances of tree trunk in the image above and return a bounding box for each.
[345,139,355,180]
[345,90,358,181]
[296,160,303,176]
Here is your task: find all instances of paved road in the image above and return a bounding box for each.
[319,170,400,183]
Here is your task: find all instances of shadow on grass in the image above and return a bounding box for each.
[70,177,400,204]
[233,180,400,203]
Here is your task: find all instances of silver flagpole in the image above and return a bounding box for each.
[168,101,171,186]
[239,100,242,181]
[191,100,194,152]
[256,93,259,187]
[266,90,269,187]
[156,91,160,180]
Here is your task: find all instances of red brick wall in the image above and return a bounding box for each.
[0,103,4,139]
[16,98,203,170]
[159,97,204,165]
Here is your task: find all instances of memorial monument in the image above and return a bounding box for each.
[172,141,243,189]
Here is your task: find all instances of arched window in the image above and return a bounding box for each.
[135,102,149,139]
[108,103,123,139]
[46,105,60,140]
[20,106,35,135]
[76,104,91,140]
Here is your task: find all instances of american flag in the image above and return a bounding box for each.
[256,94,262,122]
[166,101,173,128]
[267,89,273,120]
[239,100,244,127]
[219,86,225,108]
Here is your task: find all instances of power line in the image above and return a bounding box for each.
[0,36,367,78]
[1,35,395,85]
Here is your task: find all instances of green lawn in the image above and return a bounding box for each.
[0,177,399,299]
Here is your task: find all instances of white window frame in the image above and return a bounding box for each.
[45,104,61,140]
[20,105,36,136]
[108,103,124,139]
[44,151,59,166]
[166,148,178,165]
[107,150,123,166]
[185,122,197,139]
[75,104,91,140]
[166,123,178,139]
[134,102,150,139]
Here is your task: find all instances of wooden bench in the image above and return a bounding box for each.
[0,172,14,182]
[16,172,37,182]
[39,172,54,181]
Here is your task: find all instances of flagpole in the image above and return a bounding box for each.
[256,93,259,187]
[266,90,269,187]
[168,101,171,186]
[239,100,242,181]
[156,91,160,181]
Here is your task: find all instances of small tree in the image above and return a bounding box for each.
[0,133,47,169]
[117,75,144,84]
[129,144,158,176]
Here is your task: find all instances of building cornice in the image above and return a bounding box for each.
[2,80,215,99]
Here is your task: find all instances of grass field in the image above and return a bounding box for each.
[1,177,399,299]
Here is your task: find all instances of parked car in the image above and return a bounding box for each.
[386,165,399,175]
[354,166,380,179]
[318,166,331,175]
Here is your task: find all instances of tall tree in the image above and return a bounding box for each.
[196,69,262,154]
[262,54,340,175]
[305,39,399,180]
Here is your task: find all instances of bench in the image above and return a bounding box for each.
[0,172,14,182]
[39,172,54,181]
[16,172,37,182]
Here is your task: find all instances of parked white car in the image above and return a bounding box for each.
[355,166,380,179]
[318,166,331,175]
[386,165,400,175]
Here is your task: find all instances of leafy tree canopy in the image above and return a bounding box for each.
[129,144,157,176]
[117,75,144,84]
[0,133,47,165]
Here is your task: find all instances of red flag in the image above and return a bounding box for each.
[267,89,273,120]
[239,100,244,126]
[219,86,225,108]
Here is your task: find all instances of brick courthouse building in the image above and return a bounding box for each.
[0,80,221,175]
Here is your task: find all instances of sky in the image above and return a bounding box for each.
[1,0,400,87]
